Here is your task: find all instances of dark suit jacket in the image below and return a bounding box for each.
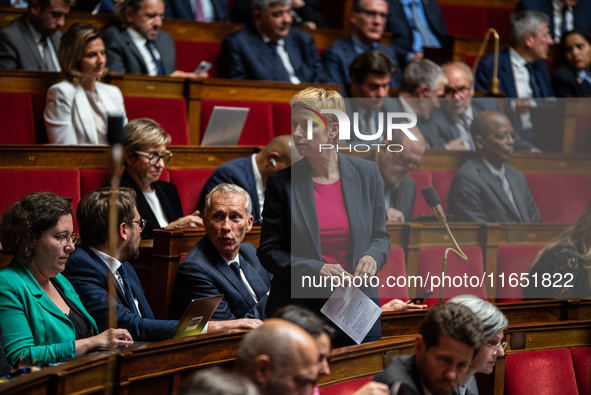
[322,36,401,87]
[118,170,184,239]
[448,156,541,223]
[102,26,176,75]
[516,0,591,40]
[552,66,591,97]
[373,355,423,394]
[174,235,272,320]
[257,154,390,344]
[196,156,261,223]
[474,49,554,98]
[63,246,178,342]
[0,15,61,70]
[431,98,502,146]
[164,0,229,21]
[218,23,327,83]
[385,0,447,67]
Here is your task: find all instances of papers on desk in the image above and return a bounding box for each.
[320,286,382,344]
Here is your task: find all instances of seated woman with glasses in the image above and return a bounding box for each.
[117,118,203,239]
[0,192,133,367]
[448,295,508,395]
[44,22,127,145]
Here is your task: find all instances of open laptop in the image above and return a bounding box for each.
[169,295,224,339]
[201,106,250,146]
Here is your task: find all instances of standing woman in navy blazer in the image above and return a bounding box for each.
[553,28,591,97]
[257,87,390,347]
[44,23,127,145]
[0,192,132,366]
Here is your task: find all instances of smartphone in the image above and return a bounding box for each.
[407,289,434,304]
[194,60,212,74]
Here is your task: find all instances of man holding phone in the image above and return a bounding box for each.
[103,0,209,78]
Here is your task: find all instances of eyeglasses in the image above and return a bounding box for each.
[484,340,507,356]
[131,219,147,230]
[135,150,173,165]
[358,9,388,20]
[48,232,79,246]
[395,154,421,171]
[444,85,472,97]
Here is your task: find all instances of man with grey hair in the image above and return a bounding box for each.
[102,0,206,77]
[235,319,319,395]
[218,0,326,83]
[395,58,447,149]
[0,0,72,70]
[174,183,272,320]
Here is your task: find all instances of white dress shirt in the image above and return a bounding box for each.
[127,27,160,76]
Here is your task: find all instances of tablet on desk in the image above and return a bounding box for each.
[201,106,249,146]
[169,295,224,339]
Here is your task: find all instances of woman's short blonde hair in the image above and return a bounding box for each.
[123,118,171,156]
[290,87,346,125]
[58,22,106,83]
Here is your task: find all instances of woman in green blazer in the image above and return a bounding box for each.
[0,192,133,366]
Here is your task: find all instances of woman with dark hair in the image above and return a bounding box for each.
[553,28,591,97]
[44,22,127,144]
[0,193,133,366]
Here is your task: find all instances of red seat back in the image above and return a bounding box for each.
[570,347,591,395]
[431,171,455,213]
[495,244,544,301]
[168,168,215,216]
[31,92,48,144]
[272,102,292,137]
[175,41,221,77]
[487,8,513,39]
[505,349,578,395]
[200,99,274,145]
[80,169,112,198]
[319,376,373,395]
[408,171,433,219]
[124,97,189,145]
[0,92,36,144]
[378,247,408,305]
[440,5,487,37]
[525,173,591,223]
[416,246,486,306]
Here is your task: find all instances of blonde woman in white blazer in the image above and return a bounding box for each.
[45,23,127,145]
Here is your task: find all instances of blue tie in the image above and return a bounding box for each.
[145,41,165,75]
[229,261,241,278]
[268,42,291,82]
[119,265,140,315]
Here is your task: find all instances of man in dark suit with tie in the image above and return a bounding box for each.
[218,0,326,83]
[196,136,292,224]
[64,187,263,341]
[448,111,542,223]
[0,0,72,71]
[385,0,447,68]
[102,0,206,78]
[164,0,229,21]
[175,184,272,321]
[516,0,591,42]
[322,0,400,88]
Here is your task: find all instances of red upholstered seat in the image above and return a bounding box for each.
[431,171,455,213]
[80,169,112,198]
[570,347,591,395]
[495,244,543,301]
[440,5,487,38]
[487,8,513,39]
[525,173,591,223]
[168,168,215,216]
[416,246,486,307]
[378,247,408,305]
[175,40,221,78]
[505,349,579,395]
[408,171,433,219]
[272,102,292,136]
[0,92,36,144]
[319,376,373,395]
[31,92,49,144]
[200,99,274,145]
[124,97,189,145]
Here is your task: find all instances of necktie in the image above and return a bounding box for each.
[409,0,438,47]
[268,42,291,82]
[118,265,140,315]
[496,174,521,220]
[459,114,475,150]
[561,6,568,36]
[229,261,242,279]
[41,37,57,72]
[145,41,165,75]
[194,0,205,21]
[525,63,542,98]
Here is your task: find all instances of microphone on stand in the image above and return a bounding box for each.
[421,186,467,303]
